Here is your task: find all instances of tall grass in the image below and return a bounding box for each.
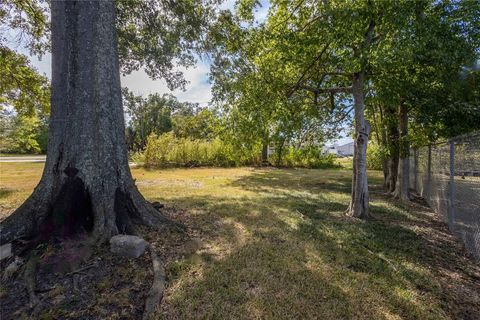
[139,133,250,167]
[136,132,339,168]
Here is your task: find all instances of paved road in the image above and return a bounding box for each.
[0,156,138,167]
[0,156,46,163]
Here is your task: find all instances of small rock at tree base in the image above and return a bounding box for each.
[3,257,24,280]
[0,243,12,261]
[110,235,149,259]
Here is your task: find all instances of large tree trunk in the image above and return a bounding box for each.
[393,101,410,201]
[347,72,370,219]
[0,0,173,245]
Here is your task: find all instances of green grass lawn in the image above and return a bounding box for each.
[0,153,45,157]
[1,163,478,319]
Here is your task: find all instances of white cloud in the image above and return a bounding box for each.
[10,0,272,106]
[23,52,213,105]
[121,61,212,105]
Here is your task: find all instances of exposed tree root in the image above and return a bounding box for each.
[24,251,40,310]
[66,263,95,276]
[143,247,166,320]
[1,185,185,246]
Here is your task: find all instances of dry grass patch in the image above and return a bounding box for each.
[1,164,479,319]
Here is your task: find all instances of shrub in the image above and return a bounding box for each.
[140,133,341,169]
[282,146,339,168]
[142,132,247,167]
[366,143,386,170]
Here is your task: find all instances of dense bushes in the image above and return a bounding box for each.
[366,143,386,170]
[0,115,48,154]
[276,146,338,168]
[140,133,251,167]
[138,133,339,168]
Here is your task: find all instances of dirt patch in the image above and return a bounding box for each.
[0,205,202,320]
[374,191,480,319]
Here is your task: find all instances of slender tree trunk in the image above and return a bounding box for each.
[276,138,285,167]
[261,134,269,166]
[378,105,389,188]
[372,104,388,187]
[347,72,370,219]
[386,152,399,193]
[393,101,410,201]
[0,0,174,245]
[372,103,389,187]
[384,106,399,193]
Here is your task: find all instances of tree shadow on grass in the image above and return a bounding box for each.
[230,169,470,271]
[157,192,459,320]
[230,168,356,194]
[149,168,478,319]
[0,187,15,200]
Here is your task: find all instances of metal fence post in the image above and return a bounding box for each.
[448,140,456,232]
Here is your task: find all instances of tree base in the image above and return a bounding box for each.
[346,195,369,219]
[392,189,411,203]
[0,177,184,245]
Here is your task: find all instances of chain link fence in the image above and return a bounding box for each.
[410,131,480,261]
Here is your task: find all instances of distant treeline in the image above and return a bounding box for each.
[124,90,338,168]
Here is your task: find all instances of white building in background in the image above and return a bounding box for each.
[323,141,355,157]
[325,145,339,155]
[336,141,354,156]
[267,145,275,156]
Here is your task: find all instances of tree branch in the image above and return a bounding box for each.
[287,43,330,97]
[295,85,353,94]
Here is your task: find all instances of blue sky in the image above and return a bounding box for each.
[10,0,270,106]
[8,0,352,145]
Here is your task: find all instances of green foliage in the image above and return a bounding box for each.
[141,132,338,169]
[2,0,219,90]
[366,143,386,171]
[35,115,49,153]
[0,46,50,154]
[0,46,50,115]
[211,0,479,174]
[143,132,247,167]
[282,147,338,169]
[5,115,41,154]
[0,0,50,55]
[0,109,14,152]
[123,89,222,151]
[0,109,48,154]
[115,0,221,89]
[123,90,176,150]
[173,108,219,140]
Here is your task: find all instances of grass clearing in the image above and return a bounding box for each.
[1,163,479,319]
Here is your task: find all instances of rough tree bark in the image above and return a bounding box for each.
[393,101,410,201]
[371,103,389,188]
[0,0,174,245]
[347,72,370,218]
[385,107,400,193]
[386,152,399,193]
